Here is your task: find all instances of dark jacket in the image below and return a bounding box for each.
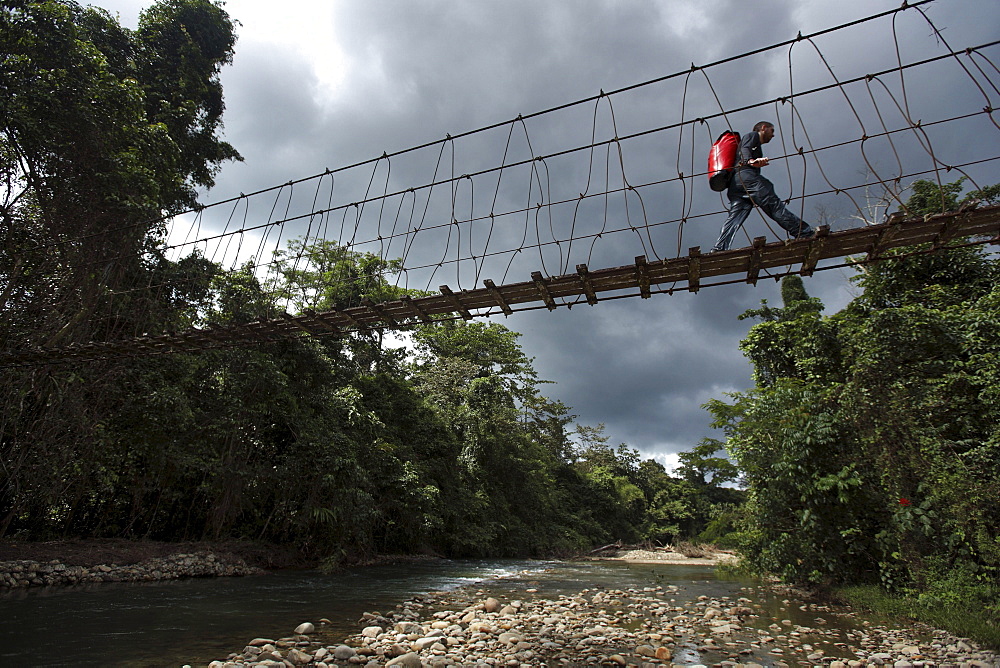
[736,130,763,176]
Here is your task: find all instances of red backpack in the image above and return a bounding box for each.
[707,130,740,191]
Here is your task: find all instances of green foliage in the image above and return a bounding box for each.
[629,442,745,546]
[901,178,965,216]
[677,439,739,487]
[698,503,744,549]
[738,276,840,386]
[0,0,244,539]
[270,238,422,312]
[710,179,1000,639]
[136,0,242,202]
[208,261,273,324]
[838,585,1000,650]
[0,0,241,351]
[3,228,703,560]
[709,381,886,584]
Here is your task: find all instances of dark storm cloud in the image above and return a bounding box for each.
[331,1,681,127]
[216,42,328,194]
[94,0,999,468]
[289,1,783,462]
[510,283,766,449]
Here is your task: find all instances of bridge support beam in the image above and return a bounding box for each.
[687,247,702,293]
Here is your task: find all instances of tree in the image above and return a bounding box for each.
[709,178,1000,606]
[634,459,696,544]
[412,320,540,407]
[676,439,739,488]
[706,381,885,583]
[136,0,241,207]
[1,0,241,349]
[270,237,418,313]
[738,275,840,387]
[0,0,242,538]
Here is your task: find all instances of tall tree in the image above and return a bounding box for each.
[1,0,241,348]
[0,0,241,538]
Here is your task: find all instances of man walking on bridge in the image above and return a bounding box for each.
[711,121,814,252]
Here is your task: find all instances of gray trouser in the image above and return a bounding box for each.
[712,171,812,251]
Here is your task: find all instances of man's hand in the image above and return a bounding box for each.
[749,157,770,167]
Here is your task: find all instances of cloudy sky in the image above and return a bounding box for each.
[95,0,998,471]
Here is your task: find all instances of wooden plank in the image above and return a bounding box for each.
[361,298,398,327]
[634,255,651,298]
[303,309,341,335]
[576,264,598,305]
[335,308,365,330]
[933,206,972,248]
[484,279,513,315]
[867,222,903,262]
[400,295,433,323]
[439,285,473,320]
[192,325,229,344]
[687,247,702,293]
[531,271,557,311]
[207,323,256,346]
[800,226,830,276]
[746,236,766,285]
[281,311,319,335]
[158,332,191,351]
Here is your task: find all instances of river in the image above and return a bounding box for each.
[0,558,851,667]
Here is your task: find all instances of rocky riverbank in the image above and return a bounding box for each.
[204,579,1000,667]
[0,538,312,588]
[0,551,263,588]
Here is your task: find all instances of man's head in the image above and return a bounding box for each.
[753,121,775,144]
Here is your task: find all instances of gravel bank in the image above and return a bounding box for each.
[203,579,999,667]
[581,546,739,567]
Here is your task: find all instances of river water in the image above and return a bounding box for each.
[0,559,846,667]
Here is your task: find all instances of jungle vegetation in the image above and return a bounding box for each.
[2,0,997,645]
[0,0,733,560]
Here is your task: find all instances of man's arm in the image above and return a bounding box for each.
[742,132,770,167]
[739,131,760,164]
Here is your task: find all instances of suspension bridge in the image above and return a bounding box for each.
[3,202,997,367]
[2,0,999,368]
